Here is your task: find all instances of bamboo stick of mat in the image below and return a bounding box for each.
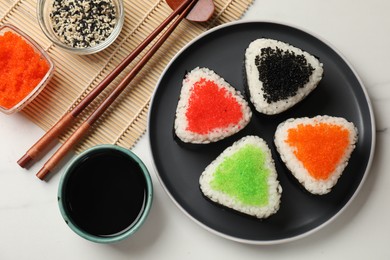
[35,0,199,180]
[17,0,196,169]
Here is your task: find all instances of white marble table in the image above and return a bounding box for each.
[1,0,389,259]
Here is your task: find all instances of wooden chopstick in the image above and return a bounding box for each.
[35,0,199,180]
[17,0,196,168]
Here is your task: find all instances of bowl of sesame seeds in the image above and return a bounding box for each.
[37,0,124,55]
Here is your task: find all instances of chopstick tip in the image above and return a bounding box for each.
[17,154,32,168]
[36,167,50,180]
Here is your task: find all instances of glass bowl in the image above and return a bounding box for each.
[0,24,55,115]
[37,0,124,55]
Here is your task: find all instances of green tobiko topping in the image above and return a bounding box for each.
[210,144,270,206]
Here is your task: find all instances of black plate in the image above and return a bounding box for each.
[148,21,375,244]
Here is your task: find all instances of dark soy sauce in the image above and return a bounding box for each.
[64,150,146,237]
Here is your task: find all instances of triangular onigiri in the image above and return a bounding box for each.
[174,67,252,144]
[244,38,324,115]
[274,116,358,195]
[199,136,282,218]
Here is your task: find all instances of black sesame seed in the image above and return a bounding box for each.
[50,0,117,48]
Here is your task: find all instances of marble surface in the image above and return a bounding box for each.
[1,0,389,259]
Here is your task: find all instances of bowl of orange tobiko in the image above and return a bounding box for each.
[0,24,54,114]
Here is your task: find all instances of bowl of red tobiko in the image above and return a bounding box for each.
[0,24,54,114]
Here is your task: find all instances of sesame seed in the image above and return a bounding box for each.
[50,0,117,49]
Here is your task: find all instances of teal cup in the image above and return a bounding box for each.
[58,144,153,243]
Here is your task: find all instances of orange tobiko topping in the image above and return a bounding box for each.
[0,31,49,109]
[286,123,350,180]
[185,78,243,134]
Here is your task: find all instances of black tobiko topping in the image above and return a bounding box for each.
[255,47,314,103]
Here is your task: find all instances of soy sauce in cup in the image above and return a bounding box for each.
[58,145,153,243]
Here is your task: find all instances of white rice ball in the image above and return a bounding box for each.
[274,116,358,195]
[199,135,282,218]
[245,38,324,115]
[174,67,252,144]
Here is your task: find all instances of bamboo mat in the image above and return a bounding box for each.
[0,0,253,152]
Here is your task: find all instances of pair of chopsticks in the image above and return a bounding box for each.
[18,0,199,180]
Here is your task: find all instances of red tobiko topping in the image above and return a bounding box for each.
[185,78,243,134]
